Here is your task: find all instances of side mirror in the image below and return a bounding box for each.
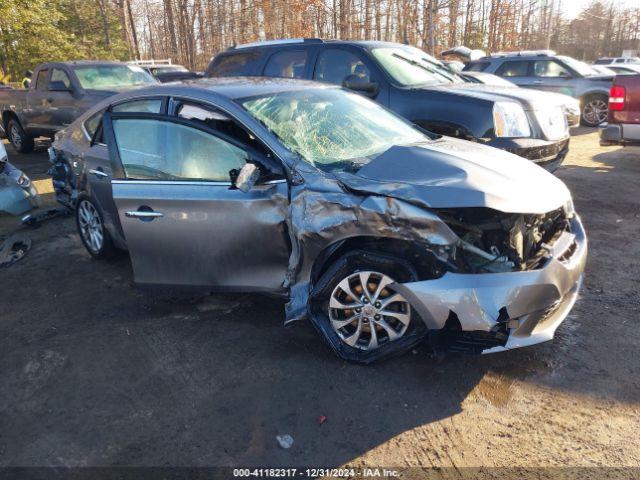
[558,71,572,79]
[234,163,260,193]
[342,74,379,97]
[49,81,72,92]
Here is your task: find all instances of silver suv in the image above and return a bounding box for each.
[465,51,613,127]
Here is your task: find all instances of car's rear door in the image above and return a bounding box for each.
[102,110,290,291]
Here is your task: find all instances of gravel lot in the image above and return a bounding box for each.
[0,129,639,474]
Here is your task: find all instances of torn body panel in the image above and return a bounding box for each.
[394,215,587,351]
[284,168,460,323]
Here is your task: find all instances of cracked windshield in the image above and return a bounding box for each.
[241,88,426,172]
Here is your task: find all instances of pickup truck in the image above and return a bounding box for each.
[600,74,640,146]
[0,61,157,153]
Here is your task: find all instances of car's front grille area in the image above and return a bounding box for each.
[506,138,569,163]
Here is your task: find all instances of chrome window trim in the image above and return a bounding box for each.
[112,179,286,186]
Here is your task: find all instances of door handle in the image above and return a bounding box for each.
[125,211,164,219]
[89,168,109,178]
[47,97,54,103]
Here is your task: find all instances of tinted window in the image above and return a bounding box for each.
[264,50,308,78]
[533,60,571,77]
[50,68,71,88]
[464,62,490,72]
[495,61,529,77]
[35,69,49,90]
[594,59,610,65]
[614,58,625,64]
[112,98,163,113]
[314,49,371,85]
[113,119,246,182]
[209,52,261,77]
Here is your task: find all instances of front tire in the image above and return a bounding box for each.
[310,250,425,364]
[7,119,34,153]
[580,94,608,127]
[76,197,115,259]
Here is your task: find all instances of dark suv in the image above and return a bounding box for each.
[206,39,571,171]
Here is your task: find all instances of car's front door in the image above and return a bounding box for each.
[102,111,291,291]
[46,67,77,131]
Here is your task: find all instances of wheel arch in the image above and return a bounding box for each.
[310,235,446,288]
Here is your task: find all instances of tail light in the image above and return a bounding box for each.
[609,85,626,111]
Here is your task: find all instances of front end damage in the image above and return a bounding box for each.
[393,210,587,354]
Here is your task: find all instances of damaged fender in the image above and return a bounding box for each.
[283,164,459,323]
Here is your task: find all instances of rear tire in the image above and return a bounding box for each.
[76,197,115,259]
[580,94,608,127]
[7,119,34,153]
[310,250,426,364]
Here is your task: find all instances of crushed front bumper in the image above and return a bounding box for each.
[394,215,587,353]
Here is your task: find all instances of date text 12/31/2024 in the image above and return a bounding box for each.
[233,468,400,478]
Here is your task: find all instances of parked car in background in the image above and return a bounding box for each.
[464,51,613,127]
[49,79,587,362]
[131,59,203,83]
[591,65,617,75]
[0,141,40,216]
[460,71,580,126]
[605,64,640,76]
[207,39,571,172]
[600,74,640,146]
[594,57,640,66]
[0,61,157,153]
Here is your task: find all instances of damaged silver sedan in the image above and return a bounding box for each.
[50,78,587,363]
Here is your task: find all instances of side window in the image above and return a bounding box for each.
[614,58,625,64]
[495,60,529,77]
[35,69,49,91]
[263,50,308,78]
[533,60,571,78]
[112,98,163,113]
[209,52,261,77]
[313,49,372,85]
[112,119,247,182]
[84,111,103,140]
[464,62,490,72]
[50,68,71,89]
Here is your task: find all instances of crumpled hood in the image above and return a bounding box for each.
[429,82,567,110]
[333,137,570,215]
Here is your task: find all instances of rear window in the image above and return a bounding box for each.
[594,59,611,65]
[207,52,261,77]
[464,62,490,72]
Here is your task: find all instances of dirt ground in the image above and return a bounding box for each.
[0,129,639,474]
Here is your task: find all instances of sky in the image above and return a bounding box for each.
[562,0,639,19]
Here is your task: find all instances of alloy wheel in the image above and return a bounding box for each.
[328,270,411,351]
[78,200,104,253]
[583,99,608,126]
[10,125,22,150]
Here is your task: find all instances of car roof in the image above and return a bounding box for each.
[113,76,337,101]
[41,60,134,68]
[225,38,412,52]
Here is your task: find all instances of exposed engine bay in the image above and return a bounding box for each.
[438,207,570,273]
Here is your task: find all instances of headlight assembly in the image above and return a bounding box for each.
[493,101,531,138]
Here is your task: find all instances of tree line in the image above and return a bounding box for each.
[1,0,639,79]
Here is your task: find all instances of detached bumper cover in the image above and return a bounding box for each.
[394,215,587,353]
